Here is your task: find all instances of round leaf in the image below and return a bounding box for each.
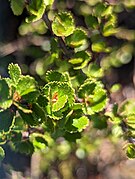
[78,80,108,114]
[26,0,46,22]
[73,116,89,132]
[52,12,75,37]
[8,63,21,85]
[126,144,135,159]
[119,99,135,117]
[16,76,37,97]
[65,28,87,47]
[85,15,98,29]
[69,51,91,70]
[11,0,25,16]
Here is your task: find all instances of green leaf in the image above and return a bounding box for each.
[65,28,87,48]
[46,70,68,82]
[85,15,98,29]
[102,15,117,37]
[52,95,68,112]
[44,0,54,6]
[94,3,109,17]
[37,95,48,108]
[52,12,75,37]
[0,147,5,163]
[92,41,111,53]
[30,133,47,150]
[44,81,75,108]
[73,116,89,132]
[26,0,46,22]
[16,76,37,96]
[15,141,34,155]
[18,102,46,125]
[102,23,117,37]
[22,90,40,103]
[91,86,108,113]
[13,101,32,114]
[84,63,104,78]
[44,81,75,120]
[78,80,97,98]
[8,63,21,85]
[126,144,135,159]
[19,111,35,125]
[65,109,84,133]
[0,133,7,145]
[72,103,83,110]
[0,80,12,109]
[126,115,135,130]
[48,112,63,120]
[64,132,81,142]
[69,58,83,65]
[11,0,25,15]
[91,114,108,129]
[32,103,46,121]
[69,51,91,70]
[19,107,43,126]
[112,125,123,137]
[0,109,15,133]
[119,99,135,117]
[110,84,121,93]
[78,80,108,114]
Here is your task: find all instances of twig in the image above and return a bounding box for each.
[42,11,74,58]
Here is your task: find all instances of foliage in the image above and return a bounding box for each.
[0,0,135,166]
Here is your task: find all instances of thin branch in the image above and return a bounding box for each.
[42,13,52,33]
[42,11,74,58]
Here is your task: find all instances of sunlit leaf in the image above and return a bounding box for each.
[69,51,91,70]
[30,133,47,150]
[94,3,112,17]
[16,76,37,96]
[126,115,135,130]
[73,116,89,132]
[119,99,135,117]
[52,12,75,37]
[65,109,84,132]
[26,0,46,22]
[8,63,21,85]
[65,28,87,47]
[52,95,68,112]
[110,84,121,93]
[44,81,75,108]
[44,0,54,6]
[84,63,104,78]
[92,41,111,53]
[78,80,108,114]
[126,144,135,159]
